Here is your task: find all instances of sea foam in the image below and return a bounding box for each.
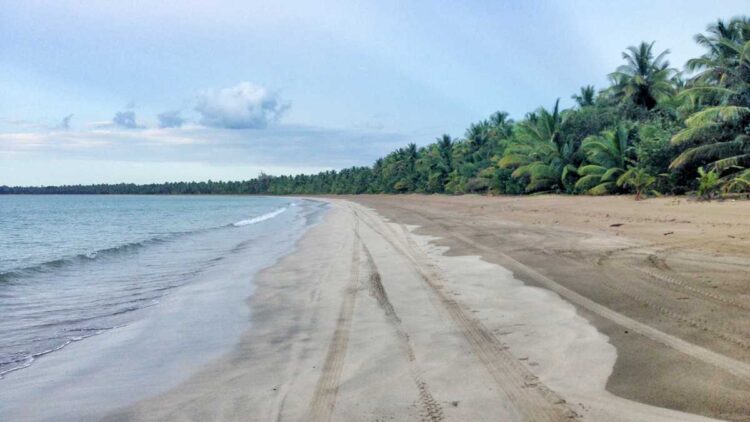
[233,207,287,227]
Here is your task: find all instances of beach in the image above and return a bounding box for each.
[6,3,750,421]
[0,196,326,421]
[106,195,749,421]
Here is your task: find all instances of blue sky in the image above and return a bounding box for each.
[1,0,746,185]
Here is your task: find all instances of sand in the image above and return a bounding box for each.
[109,195,750,421]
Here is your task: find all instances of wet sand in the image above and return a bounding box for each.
[348,194,750,421]
[109,195,749,421]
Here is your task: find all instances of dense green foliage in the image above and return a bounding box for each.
[3,16,750,198]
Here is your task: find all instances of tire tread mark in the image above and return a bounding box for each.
[273,230,350,422]
[361,243,444,422]
[308,219,362,422]
[353,205,575,422]
[443,223,750,381]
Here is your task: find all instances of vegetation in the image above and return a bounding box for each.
[575,125,632,195]
[696,167,721,199]
[617,167,657,200]
[3,16,750,199]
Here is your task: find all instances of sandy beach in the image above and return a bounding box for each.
[103,195,750,421]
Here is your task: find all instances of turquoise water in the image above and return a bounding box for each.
[0,195,324,379]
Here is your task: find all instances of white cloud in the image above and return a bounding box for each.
[195,82,289,129]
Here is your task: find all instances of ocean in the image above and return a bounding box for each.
[0,195,326,420]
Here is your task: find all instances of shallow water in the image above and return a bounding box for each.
[0,195,322,382]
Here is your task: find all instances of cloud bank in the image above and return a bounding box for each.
[195,82,289,129]
[0,124,407,170]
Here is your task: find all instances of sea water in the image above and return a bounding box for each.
[0,195,326,420]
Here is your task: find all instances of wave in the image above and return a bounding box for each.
[232,207,287,227]
[0,238,168,284]
[0,324,126,379]
[0,204,292,283]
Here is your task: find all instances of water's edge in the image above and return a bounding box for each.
[0,198,329,421]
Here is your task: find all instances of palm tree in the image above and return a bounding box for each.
[669,17,750,176]
[405,143,418,177]
[465,121,490,150]
[418,134,454,192]
[464,112,514,170]
[668,93,750,172]
[572,85,596,107]
[696,166,721,199]
[686,17,750,87]
[437,134,454,171]
[609,41,676,109]
[499,99,577,192]
[575,126,632,194]
[488,111,514,139]
[723,169,750,193]
[616,167,656,200]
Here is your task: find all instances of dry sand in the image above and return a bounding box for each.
[109,195,750,421]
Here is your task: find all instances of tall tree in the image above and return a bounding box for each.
[609,41,675,109]
[572,85,596,107]
[686,17,750,87]
[499,100,577,192]
[670,17,750,176]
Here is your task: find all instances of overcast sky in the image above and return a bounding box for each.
[1,0,746,185]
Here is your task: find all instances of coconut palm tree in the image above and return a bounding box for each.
[686,17,750,87]
[608,42,676,109]
[723,169,750,193]
[616,167,656,200]
[488,111,514,139]
[572,85,596,107]
[669,18,750,176]
[696,166,721,199]
[575,126,632,194]
[668,93,750,172]
[499,99,577,192]
[437,134,454,171]
[417,134,454,192]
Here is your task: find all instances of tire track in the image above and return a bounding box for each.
[598,269,750,349]
[599,242,749,312]
[308,219,362,422]
[632,265,750,312]
[352,205,575,422]
[444,223,750,381]
[272,229,350,422]
[363,201,750,380]
[360,242,444,422]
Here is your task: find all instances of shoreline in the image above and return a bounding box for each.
[0,198,324,422]
[109,196,744,421]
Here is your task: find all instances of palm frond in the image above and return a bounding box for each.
[601,167,624,182]
[684,106,750,127]
[577,164,606,176]
[670,123,720,145]
[669,141,743,169]
[712,154,750,172]
[574,175,600,191]
[677,86,735,100]
[587,182,615,196]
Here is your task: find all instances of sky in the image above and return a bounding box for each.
[1,0,747,186]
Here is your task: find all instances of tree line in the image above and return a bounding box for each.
[3,16,749,199]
